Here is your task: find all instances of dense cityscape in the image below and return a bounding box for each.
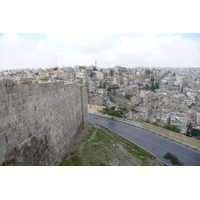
[1,65,200,139]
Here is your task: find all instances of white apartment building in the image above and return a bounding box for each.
[75,68,87,79]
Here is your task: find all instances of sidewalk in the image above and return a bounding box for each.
[88,109,200,152]
[88,107,97,114]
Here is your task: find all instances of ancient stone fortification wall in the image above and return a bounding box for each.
[0,79,88,165]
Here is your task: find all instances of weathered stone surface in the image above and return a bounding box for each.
[0,79,88,166]
[1,95,8,102]
[6,85,15,94]
[0,137,7,148]
[0,147,6,165]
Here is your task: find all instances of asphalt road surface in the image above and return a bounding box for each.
[89,114,200,166]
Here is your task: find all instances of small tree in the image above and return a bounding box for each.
[103,82,106,89]
[164,152,184,166]
[180,86,184,93]
[109,96,115,102]
[186,122,192,137]
[191,129,200,137]
[163,125,181,133]
[110,69,114,76]
[125,94,132,100]
[155,81,159,89]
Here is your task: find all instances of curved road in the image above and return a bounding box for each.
[89,114,200,166]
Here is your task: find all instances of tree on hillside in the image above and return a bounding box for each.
[163,125,181,133]
[110,69,114,76]
[151,81,155,91]
[93,67,98,71]
[181,86,184,93]
[103,82,106,89]
[191,129,200,137]
[155,81,159,89]
[109,96,115,102]
[186,122,193,137]
[143,84,150,90]
[125,94,132,100]
[151,76,154,83]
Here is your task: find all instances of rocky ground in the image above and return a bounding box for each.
[60,123,166,166]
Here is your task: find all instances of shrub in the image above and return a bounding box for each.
[110,106,115,110]
[191,129,200,137]
[41,78,49,82]
[163,125,181,133]
[164,152,184,166]
[152,122,159,127]
[107,109,119,117]
[164,152,172,160]
[109,96,115,102]
[125,94,132,99]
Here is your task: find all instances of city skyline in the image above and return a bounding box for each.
[0,33,200,70]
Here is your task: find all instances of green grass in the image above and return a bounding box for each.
[40,78,50,82]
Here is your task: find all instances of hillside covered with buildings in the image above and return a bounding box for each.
[1,65,200,138]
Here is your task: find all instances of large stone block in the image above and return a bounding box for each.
[6,133,16,145]
[17,105,24,112]
[4,128,12,137]
[21,126,28,135]
[0,86,7,96]
[1,95,8,102]
[6,85,15,94]
[0,79,5,87]
[0,109,8,118]
[0,137,7,148]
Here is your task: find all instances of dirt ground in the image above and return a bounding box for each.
[60,123,166,166]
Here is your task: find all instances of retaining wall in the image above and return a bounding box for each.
[142,123,200,147]
[88,104,106,109]
[0,79,88,165]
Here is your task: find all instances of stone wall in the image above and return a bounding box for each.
[0,79,88,166]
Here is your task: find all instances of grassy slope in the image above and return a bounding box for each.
[60,124,166,166]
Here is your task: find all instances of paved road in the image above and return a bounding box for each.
[89,114,200,166]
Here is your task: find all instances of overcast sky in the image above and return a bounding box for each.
[0,33,200,70]
[1,1,200,70]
